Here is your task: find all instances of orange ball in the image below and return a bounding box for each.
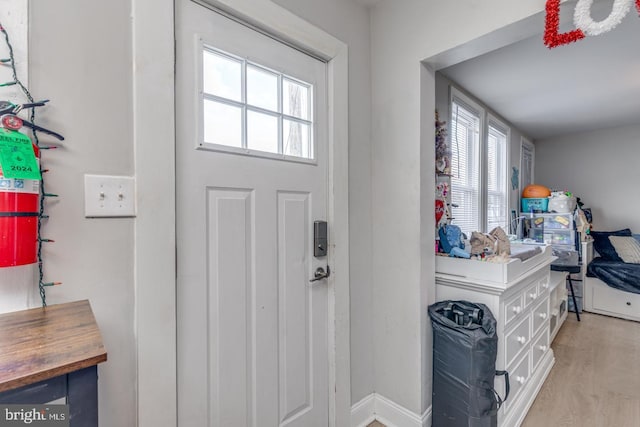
[522,184,551,198]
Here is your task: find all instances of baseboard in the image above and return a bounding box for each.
[351,393,432,427]
[351,394,376,427]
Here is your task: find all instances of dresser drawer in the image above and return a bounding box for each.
[592,283,640,319]
[504,352,530,412]
[531,328,550,373]
[505,294,524,327]
[505,315,530,367]
[537,272,551,295]
[532,297,550,337]
[523,282,539,309]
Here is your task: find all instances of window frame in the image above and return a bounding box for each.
[450,91,484,235]
[449,86,511,234]
[196,39,316,164]
[486,114,510,232]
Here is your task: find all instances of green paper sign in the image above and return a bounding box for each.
[0,129,41,180]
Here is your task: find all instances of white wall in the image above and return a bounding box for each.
[271,0,374,405]
[535,123,640,233]
[28,1,136,427]
[370,0,556,416]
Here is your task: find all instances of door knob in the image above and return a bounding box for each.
[309,266,330,282]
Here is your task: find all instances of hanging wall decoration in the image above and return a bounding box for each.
[511,166,519,191]
[0,22,64,306]
[544,0,585,48]
[435,110,450,175]
[544,0,640,48]
[435,182,450,229]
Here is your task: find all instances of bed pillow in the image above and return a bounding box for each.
[609,236,640,264]
[591,228,632,261]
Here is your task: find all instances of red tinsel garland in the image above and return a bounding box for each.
[544,0,585,48]
[545,0,640,48]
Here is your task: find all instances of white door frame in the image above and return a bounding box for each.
[132,0,351,426]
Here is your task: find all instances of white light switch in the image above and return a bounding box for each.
[84,174,136,217]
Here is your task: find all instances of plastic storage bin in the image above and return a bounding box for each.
[521,212,577,252]
[552,248,579,265]
[521,197,549,212]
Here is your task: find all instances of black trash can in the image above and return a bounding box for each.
[428,300,509,427]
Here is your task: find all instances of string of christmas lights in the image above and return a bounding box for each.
[0,21,60,306]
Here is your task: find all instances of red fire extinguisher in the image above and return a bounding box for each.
[0,115,39,267]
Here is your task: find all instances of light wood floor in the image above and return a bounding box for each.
[522,312,640,426]
[368,312,640,427]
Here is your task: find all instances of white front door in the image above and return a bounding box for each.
[176,1,329,426]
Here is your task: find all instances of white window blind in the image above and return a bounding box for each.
[449,88,510,236]
[487,119,508,231]
[450,99,481,237]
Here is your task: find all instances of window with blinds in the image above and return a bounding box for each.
[449,88,510,236]
[450,98,481,236]
[487,118,508,231]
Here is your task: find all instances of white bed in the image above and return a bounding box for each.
[583,239,640,322]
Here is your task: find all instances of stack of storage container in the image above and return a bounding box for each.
[521,184,551,213]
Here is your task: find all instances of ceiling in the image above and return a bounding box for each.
[438,3,640,141]
[351,0,381,6]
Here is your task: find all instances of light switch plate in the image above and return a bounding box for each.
[84,174,136,217]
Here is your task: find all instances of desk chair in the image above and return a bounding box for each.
[550,264,581,321]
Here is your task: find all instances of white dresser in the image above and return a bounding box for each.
[435,247,555,427]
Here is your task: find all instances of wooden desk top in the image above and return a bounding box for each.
[0,300,107,392]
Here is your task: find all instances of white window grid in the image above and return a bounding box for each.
[487,117,509,231]
[449,87,510,235]
[199,44,315,162]
[451,95,482,236]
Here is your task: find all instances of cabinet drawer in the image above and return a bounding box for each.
[532,297,550,337]
[531,328,550,373]
[592,284,640,319]
[505,315,530,367]
[505,294,524,327]
[523,282,539,309]
[537,272,551,295]
[504,352,530,412]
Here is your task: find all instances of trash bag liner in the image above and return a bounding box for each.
[428,300,509,427]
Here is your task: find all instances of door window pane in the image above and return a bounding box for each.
[283,120,311,158]
[203,50,242,102]
[247,65,278,112]
[247,111,278,153]
[200,46,315,160]
[204,100,242,147]
[283,79,309,120]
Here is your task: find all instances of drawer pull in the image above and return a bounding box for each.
[538,345,548,352]
[529,293,537,300]
[512,306,522,314]
[627,302,631,306]
[538,312,547,320]
[541,282,549,289]
[516,336,527,344]
[516,376,526,385]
